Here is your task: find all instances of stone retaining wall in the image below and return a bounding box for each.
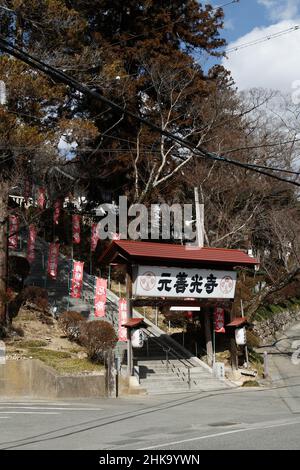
[253,307,300,345]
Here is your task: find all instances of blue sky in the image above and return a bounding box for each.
[211,0,272,44]
[206,0,300,91]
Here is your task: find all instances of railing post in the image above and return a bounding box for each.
[188,367,191,390]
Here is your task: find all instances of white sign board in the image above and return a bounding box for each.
[235,327,247,346]
[133,265,237,299]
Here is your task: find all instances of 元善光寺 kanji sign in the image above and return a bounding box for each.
[133,265,237,299]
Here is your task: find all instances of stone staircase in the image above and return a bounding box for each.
[133,331,229,395]
[11,231,230,395]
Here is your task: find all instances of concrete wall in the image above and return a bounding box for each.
[0,360,106,398]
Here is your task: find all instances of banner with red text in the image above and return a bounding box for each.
[27,225,37,263]
[118,298,128,342]
[47,243,59,279]
[70,261,84,299]
[91,223,99,252]
[8,215,19,249]
[37,187,46,209]
[53,200,61,225]
[72,215,81,244]
[214,307,225,334]
[94,277,107,318]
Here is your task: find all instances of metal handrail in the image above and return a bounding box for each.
[142,328,193,388]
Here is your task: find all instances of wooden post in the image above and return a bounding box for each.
[0,181,8,323]
[230,306,238,370]
[126,265,133,376]
[204,308,213,366]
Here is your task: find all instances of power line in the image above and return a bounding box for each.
[1,145,300,175]
[226,25,300,54]
[214,0,240,9]
[0,36,299,188]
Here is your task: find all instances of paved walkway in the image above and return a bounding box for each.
[267,321,300,414]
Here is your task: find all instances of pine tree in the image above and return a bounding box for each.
[0,0,228,319]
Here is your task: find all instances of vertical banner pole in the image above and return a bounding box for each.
[213,328,216,367]
[126,266,133,376]
[67,260,72,311]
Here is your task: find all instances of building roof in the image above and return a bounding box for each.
[122,318,146,328]
[99,240,258,268]
[226,317,249,327]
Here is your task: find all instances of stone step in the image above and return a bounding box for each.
[136,358,194,365]
[137,365,212,376]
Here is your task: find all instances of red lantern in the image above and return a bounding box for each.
[185,311,194,321]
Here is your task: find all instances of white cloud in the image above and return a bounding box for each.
[258,0,300,21]
[222,20,300,91]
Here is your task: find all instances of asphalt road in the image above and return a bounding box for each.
[0,325,300,450]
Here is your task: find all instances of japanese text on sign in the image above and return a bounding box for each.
[133,266,237,299]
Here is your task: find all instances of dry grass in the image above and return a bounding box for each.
[7,306,104,375]
[24,348,104,375]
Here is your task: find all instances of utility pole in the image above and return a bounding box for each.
[194,187,204,248]
[0,181,8,322]
[0,82,8,323]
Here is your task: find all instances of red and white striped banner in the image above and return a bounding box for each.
[27,224,37,263]
[37,187,46,209]
[94,277,107,318]
[214,307,225,334]
[72,215,81,244]
[91,223,99,252]
[8,215,19,249]
[70,261,84,299]
[118,298,128,342]
[53,200,61,225]
[47,243,59,279]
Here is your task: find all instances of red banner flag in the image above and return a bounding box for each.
[91,223,99,252]
[8,215,19,249]
[214,307,225,334]
[70,261,84,299]
[94,277,107,318]
[118,298,128,342]
[53,200,61,225]
[47,243,59,279]
[72,215,81,244]
[27,225,37,263]
[37,187,46,209]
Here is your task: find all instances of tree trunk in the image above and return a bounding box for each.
[0,181,8,323]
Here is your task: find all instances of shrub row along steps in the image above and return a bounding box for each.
[13,233,230,394]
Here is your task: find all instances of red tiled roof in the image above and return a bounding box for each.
[122,318,146,328]
[99,240,258,268]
